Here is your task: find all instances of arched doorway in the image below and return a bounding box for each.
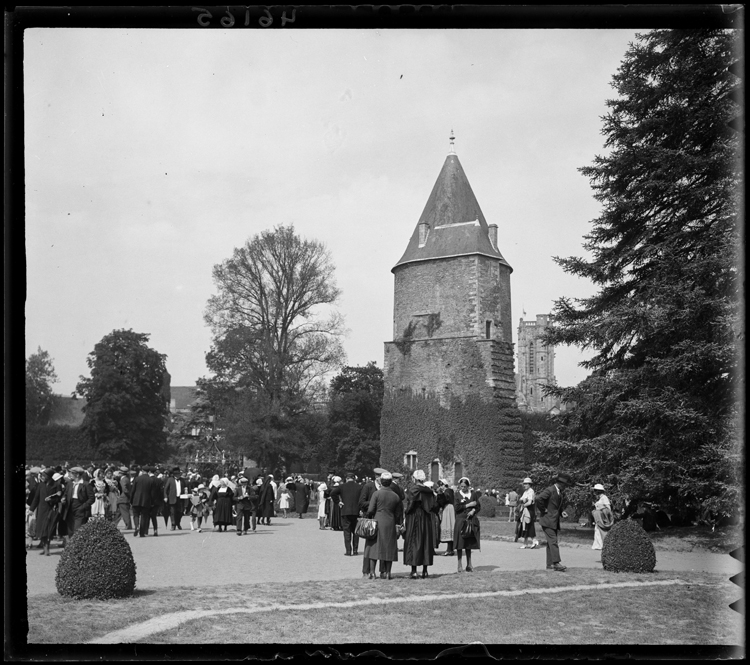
[430,459,440,484]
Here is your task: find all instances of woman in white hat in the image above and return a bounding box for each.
[591,483,612,550]
[190,484,210,532]
[518,478,539,549]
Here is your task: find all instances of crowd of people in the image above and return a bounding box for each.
[25,461,613,576]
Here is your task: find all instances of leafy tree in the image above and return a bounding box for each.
[538,29,742,519]
[327,362,384,476]
[201,225,346,468]
[26,347,59,425]
[76,329,170,463]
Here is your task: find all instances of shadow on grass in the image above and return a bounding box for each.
[132,589,159,597]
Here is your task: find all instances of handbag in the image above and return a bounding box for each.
[460,516,476,539]
[355,517,377,539]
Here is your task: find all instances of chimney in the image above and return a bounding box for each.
[488,224,498,250]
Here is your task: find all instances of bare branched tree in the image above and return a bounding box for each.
[204,225,346,413]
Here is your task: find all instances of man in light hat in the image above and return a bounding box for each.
[112,467,133,530]
[234,476,254,534]
[164,466,186,530]
[535,472,572,572]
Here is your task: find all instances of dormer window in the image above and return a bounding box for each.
[418,222,430,247]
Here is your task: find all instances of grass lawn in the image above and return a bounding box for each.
[479,516,742,554]
[26,568,742,645]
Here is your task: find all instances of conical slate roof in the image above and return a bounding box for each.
[393,153,511,272]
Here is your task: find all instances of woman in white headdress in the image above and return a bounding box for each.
[403,469,439,579]
[454,476,481,573]
[437,479,456,556]
[211,478,234,531]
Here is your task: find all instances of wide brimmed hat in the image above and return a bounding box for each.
[52,472,63,481]
[239,477,249,483]
[556,473,572,485]
[391,472,403,480]
[29,466,42,474]
[373,467,387,475]
[119,466,129,472]
[197,484,205,490]
[423,480,435,488]
[70,466,85,474]
[523,477,533,484]
[593,483,606,491]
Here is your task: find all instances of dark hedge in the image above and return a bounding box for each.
[600,518,656,573]
[26,424,98,463]
[55,518,137,600]
[380,390,525,490]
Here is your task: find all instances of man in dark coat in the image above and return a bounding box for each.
[130,467,151,537]
[149,468,165,535]
[331,472,362,556]
[535,472,571,572]
[259,476,275,525]
[60,467,94,540]
[163,466,187,530]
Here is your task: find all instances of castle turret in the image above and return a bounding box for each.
[380,135,525,489]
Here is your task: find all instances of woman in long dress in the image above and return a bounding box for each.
[366,472,403,580]
[591,483,612,550]
[403,470,438,579]
[211,478,234,531]
[518,477,539,549]
[454,477,481,573]
[329,477,343,531]
[90,469,109,520]
[316,482,328,530]
[29,468,64,556]
[437,480,456,556]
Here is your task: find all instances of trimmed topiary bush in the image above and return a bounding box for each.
[55,517,137,599]
[478,497,496,518]
[601,518,656,573]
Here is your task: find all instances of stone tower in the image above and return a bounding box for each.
[380,135,525,490]
[515,314,561,413]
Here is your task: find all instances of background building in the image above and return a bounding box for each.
[380,136,525,489]
[515,314,562,414]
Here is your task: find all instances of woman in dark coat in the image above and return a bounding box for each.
[454,477,481,573]
[366,472,404,580]
[258,476,275,525]
[29,468,64,556]
[329,477,343,531]
[403,470,439,579]
[210,478,234,531]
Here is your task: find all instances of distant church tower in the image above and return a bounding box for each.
[515,314,561,414]
[380,133,524,489]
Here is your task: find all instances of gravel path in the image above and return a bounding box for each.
[25,515,742,597]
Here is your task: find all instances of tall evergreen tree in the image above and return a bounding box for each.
[537,29,742,518]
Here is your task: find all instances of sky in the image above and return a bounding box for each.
[24,27,641,396]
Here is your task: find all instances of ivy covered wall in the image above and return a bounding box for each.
[380,388,525,491]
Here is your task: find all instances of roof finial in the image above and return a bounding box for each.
[449,129,455,154]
